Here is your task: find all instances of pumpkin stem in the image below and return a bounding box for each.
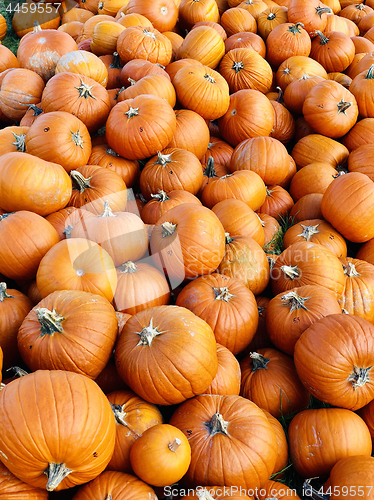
[128,77,137,86]
[343,261,360,277]
[161,221,177,238]
[204,73,216,84]
[63,225,74,239]
[71,130,85,149]
[74,80,97,100]
[44,463,72,492]
[281,264,300,279]
[110,52,122,69]
[110,402,129,427]
[213,286,235,302]
[117,261,138,273]
[298,223,320,241]
[267,255,277,270]
[315,5,332,17]
[258,305,265,316]
[288,22,305,34]
[168,438,182,452]
[0,282,13,302]
[221,173,233,179]
[225,232,233,244]
[267,11,276,19]
[337,99,352,114]
[0,383,5,391]
[106,148,120,157]
[365,64,374,79]
[281,291,309,312]
[70,170,91,192]
[33,21,42,32]
[35,308,65,336]
[105,495,112,500]
[348,366,371,389]
[206,412,229,436]
[99,200,116,217]
[232,61,244,73]
[196,490,215,500]
[156,151,172,165]
[250,351,270,372]
[151,190,169,202]
[203,157,218,179]
[342,307,349,314]
[143,28,157,39]
[275,86,284,103]
[6,366,29,377]
[258,214,266,227]
[136,318,164,346]
[315,30,329,44]
[266,186,273,197]
[27,103,43,117]
[125,106,139,118]
[11,132,26,152]
[356,2,366,8]
[115,87,125,100]
[0,213,14,221]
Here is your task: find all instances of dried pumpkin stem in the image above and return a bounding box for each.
[213,287,235,302]
[44,463,72,492]
[0,213,14,221]
[106,148,119,157]
[288,22,305,34]
[266,187,273,197]
[204,73,216,84]
[151,190,169,202]
[118,261,138,273]
[143,28,156,39]
[281,265,300,279]
[275,86,284,103]
[298,224,320,241]
[366,65,374,79]
[168,438,182,452]
[0,282,13,302]
[343,261,360,277]
[161,221,177,238]
[196,490,215,500]
[125,106,139,118]
[207,412,229,436]
[337,99,352,114]
[250,352,270,372]
[99,200,116,217]
[71,131,85,149]
[105,495,113,500]
[11,132,26,152]
[232,61,244,73]
[315,30,329,44]
[6,366,29,377]
[156,151,172,165]
[75,80,97,99]
[281,291,309,312]
[63,225,74,239]
[36,308,65,336]
[136,318,164,346]
[128,77,137,86]
[225,232,233,244]
[70,170,91,192]
[204,157,218,178]
[348,366,371,389]
[315,6,332,16]
[110,52,122,69]
[267,12,276,19]
[110,402,128,426]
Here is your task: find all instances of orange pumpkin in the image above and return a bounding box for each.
[116,26,172,66]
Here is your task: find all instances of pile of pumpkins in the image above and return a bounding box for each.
[2,0,374,497]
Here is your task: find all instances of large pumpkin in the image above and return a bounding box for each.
[116,26,172,66]
[339,257,374,322]
[328,456,374,500]
[169,394,277,490]
[0,370,116,491]
[0,461,48,500]
[17,290,118,379]
[114,305,218,405]
[294,314,374,411]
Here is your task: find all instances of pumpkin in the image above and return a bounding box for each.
[139,148,204,200]
[310,30,355,73]
[276,55,328,90]
[106,389,163,472]
[17,28,78,82]
[176,273,258,354]
[0,461,49,500]
[36,238,117,302]
[12,1,61,38]
[341,3,374,24]
[262,412,289,481]
[266,23,311,68]
[218,89,275,147]
[69,164,127,214]
[283,74,325,115]
[225,32,266,59]
[220,8,257,37]
[117,74,176,107]
[269,99,296,146]
[258,481,300,499]
[240,347,310,418]
[0,282,33,370]
[328,71,352,88]
[19,103,44,127]
[79,14,114,40]
[289,162,343,202]
[205,343,241,395]
[257,5,288,39]
[287,0,332,34]
[288,407,372,478]
[271,241,346,298]
[141,190,202,225]
[95,358,129,394]
[173,64,230,121]
[266,285,342,356]
[55,50,108,86]
[283,218,347,258]
[321,172,374,242]
[106,94,176,160]
[130,424,191,487]
[292,133,349,168]
[114,305,218,405]
[41,72,111,133]
[169,394,277,490]
[17,289,117,379]
[357,237,374,265]
[116,26,172,66]
[289,193,324,222]
[0,45,19,74]
[167,109,210,160]
[61,6,94,23]
[70,201,148,266]
[343,118,374,151]
[218,234,270,295]
[113,261,170,314]
[258,185,294,220]
[0,68,45,122]
[294,314,374,410]
[45,207,79,240]
[192,21,228,41]
[121,59,170,87]
[58,20,84,40]
[178,0,220,30]
[71,471,157,499]
[229,137,289,186]
[124,0,178,31]
[327,456,374,500]
[339,257,374,321]
[0,126,29,155]
[349,64,374,118]
[88,144,139,187]
[348,143,374,182]
[0,370,116,491]
[201,137,234,167]
[89,21,125,55]
[116,12,152,28]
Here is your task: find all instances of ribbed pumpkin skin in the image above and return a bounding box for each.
[17,290,118,379]
[71,471,158,500]
[0,370,116,491]
[114,305,218,405]
[169,394,277,490]
[328,456,374,500]
[294,314,374,411]
[263,412,289,481]
[0,461,49,500]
